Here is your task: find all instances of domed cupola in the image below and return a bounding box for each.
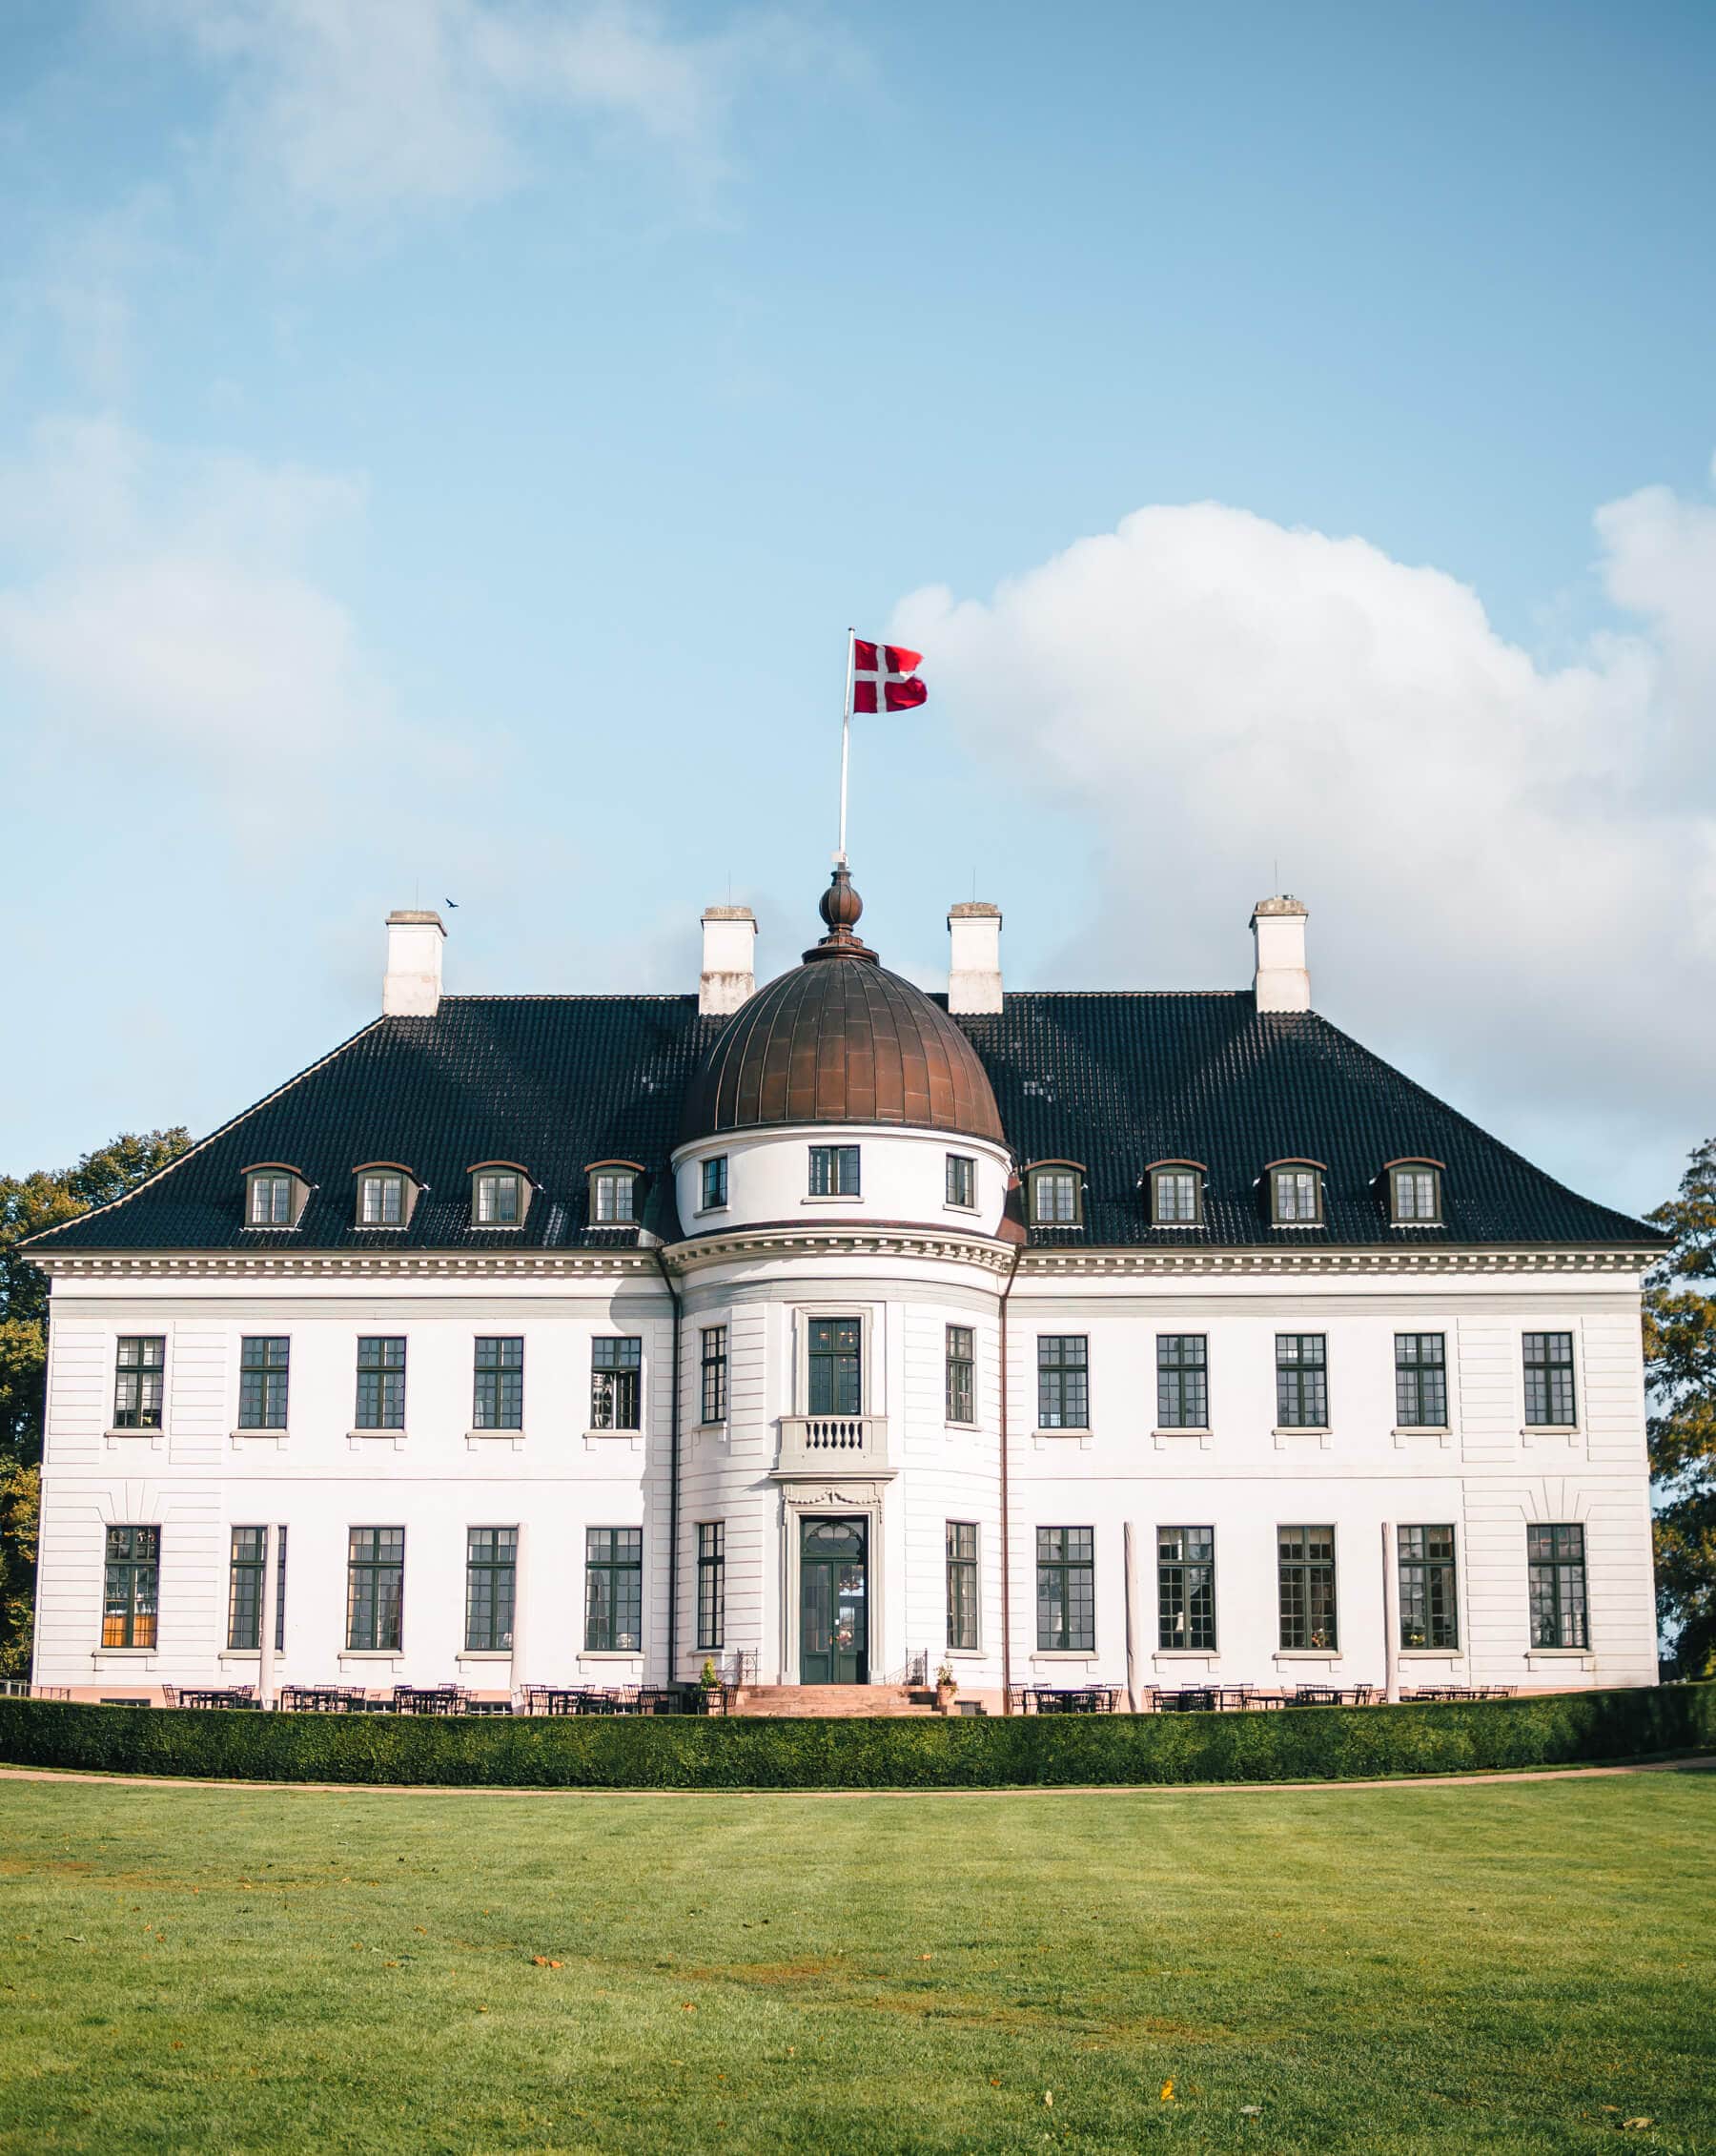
[679,867,1006,1146]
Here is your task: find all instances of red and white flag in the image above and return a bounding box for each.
[851,637,927,713]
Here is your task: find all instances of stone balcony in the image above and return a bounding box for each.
[772,1414,895,1480]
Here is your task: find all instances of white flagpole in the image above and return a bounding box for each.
[837,626,854,865]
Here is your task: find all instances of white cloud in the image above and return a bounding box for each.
[893,471,1716,1192]
[148,0,836,218]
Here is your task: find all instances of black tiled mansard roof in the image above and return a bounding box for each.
[24,989,1660,1255]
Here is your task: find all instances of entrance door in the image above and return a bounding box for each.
[800,1517,868,1684]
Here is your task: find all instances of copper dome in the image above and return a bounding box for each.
[679,868,1006,1146]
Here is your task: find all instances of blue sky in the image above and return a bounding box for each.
[2,0,1713,1218]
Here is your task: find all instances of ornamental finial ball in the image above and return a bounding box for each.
[820,864,864,932]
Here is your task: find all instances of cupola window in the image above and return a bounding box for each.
[468,1163,530,1227]
[355,1163,417,1228]
[1148,1162,1204,1225]
[589,1164,641,1224]
[700,1156,727,1211]
[808,1145,860,1198]
[243,1164,306,1228]
[1267,1161,1325,1225]
[946,1153,976,1209]
[1387,1161,1443,1223]
[1029,1164,1083,1226]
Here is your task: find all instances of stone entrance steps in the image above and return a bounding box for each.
[727,1684,940,1718]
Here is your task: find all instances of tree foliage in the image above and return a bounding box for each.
[1644,1134,1716,1677]
[0,1129,190,1672]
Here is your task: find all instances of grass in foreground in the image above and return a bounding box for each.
[0,1773,1711,2155]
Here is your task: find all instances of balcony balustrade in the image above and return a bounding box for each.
[773,1413,894,1479]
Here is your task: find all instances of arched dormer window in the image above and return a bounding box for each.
[1383,1159,1444,1224]
[586,1160,644,1225]
[354,1161,419,1229]
[1264,1159,1327,1226]
[1027,1160,1085,1227]
[467,1160,532,1228]
[242,1162,308,1229]
[1145,1160,1206,1226]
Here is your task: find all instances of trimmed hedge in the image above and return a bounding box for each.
[0,1685,1709,1791]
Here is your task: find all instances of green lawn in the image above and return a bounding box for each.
[0,1773,1711,2155]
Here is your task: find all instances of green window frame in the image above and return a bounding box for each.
[700,1325,727,1424]
[473,1337,523,1429]
[1277,1525,1338,1651]
[1523,1332,1576,1426]
[113,1335,165,1429]
[1157,1526,1216,1651]
[358,1173,405,1225]
[1275,1334,1327,1427]
[1032,1168,1079,1225]
[696,1521,725,1651]
[1390,1165,1440,1222]
[592,1170,637,1223]
[946,1153,976,1208]
[346,1527,404,1652]
[1271,1166,1321,1223]
[1156,1335,1208,1427]
[591,1337,642,1429]
[1399,1525,1458,1649]
[237,1336,289,1429]
[355,1336,406,1429]
[102,1526,159,1649]
[807,1317,862,1415]
[1395,1334,1447,1427]
[1527,1524,1588,1648]
[1035,1526,1094,1651]
[808,1145,860,1197]
[584,1527,643,1652]
[1037,1335,1089,1429]
[227,1526,287,1652]
[474,1171,521,1225]
[247,1172,296,1226]
[700,1156,727,1210]
[947,1520,979,1651]
[945,1324,975,1424]
[1151,1167,1201,1224]
[464,1527,517,1652]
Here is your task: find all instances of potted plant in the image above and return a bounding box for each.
[934,1662,958,1714]
[697,1658,721,1715]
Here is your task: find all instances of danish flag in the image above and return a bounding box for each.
[851,637,927,713]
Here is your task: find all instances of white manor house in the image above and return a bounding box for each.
[25,868,1663,1710]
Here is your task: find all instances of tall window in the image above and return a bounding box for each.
[359,1173,405,1225]
[946,1324,974,1424]
[947,1521,979,1651]
[247,1173,295,1225]
[1036,1527,1094,1651]
[1391,1166,1440,1222]
[808,1145,860,1197]
[1271,1167,1320,1223]
[1523,1332,1576,1426]
[1277,1526,1338,1651]
[946,1154,976,1208]
[1528,1524,1589,1648]
[227,1526,287,1651]
[464,1528,517,1652]
[1037,1335,1089,1429]
[473,1337,523,1429]
[593,1170,637,1223]
[113,1336,165,1429]
[1395,1334,1447,1427]
[346,1528,404,1651]
[1275,1334,1327,1427]
[585,1527,643,1651]
[1399,1525,1458,1650]
[696,1522,725,1651]
[591,1338,643,1430]
[102,1526,159,1648]
[1156,1335,1208,1427]
[700,1156,727,1211]
[807,1318,862,1414]
[1157,1527,1216,1652]
[1152,1168,1200,1224]
[1032,1168,1079,1224]
[238,1336,290,1429]
[700,1326,727,1424]
[475,1171,521,1224]
[356,1337,407,1429]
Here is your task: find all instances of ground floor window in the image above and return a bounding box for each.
[1157,1526,1216,1651]
[465,1527,517,1652]
[1527,1523,1588,1648]
[1035,1526,1094,1652]
[696,1522,725,1651]
[585,1527,643,1651]
[1398,1525,1459,1649]
[1277,1525,1337,1651]
[347,1527,404,1651]
[227,1526,287,1651]
[946,1521,979,1651]
[102,1526,159,1648]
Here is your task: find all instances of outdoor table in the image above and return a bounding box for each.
[1216,1686,1261,1711]
[178,1687,257,1710]
[533,1687,588,1716]
[281,1685,362,1714]
[1032,1687,1113,1714]
[394,1687,465,1715]
[1159,1686,1216,1714]
[1293,1685,1344,1706]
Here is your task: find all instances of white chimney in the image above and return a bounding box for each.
[1251,894,1310,1013]
[700,905,756,1016]
[948,901,1003,1015]
[383,909,445,1016]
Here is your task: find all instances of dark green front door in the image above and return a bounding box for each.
[800,1518,868,1684]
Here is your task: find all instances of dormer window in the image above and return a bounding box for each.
[243,1164,306,1229]
[1268,1161,1326,1225]
[1387,1160,1443,1223]
[589,1164,641,1223]
[355,1163,418,1228]
[1029,1163,1083,1226]
[1147,1161,1205,1226]
[468,1163,530,1227]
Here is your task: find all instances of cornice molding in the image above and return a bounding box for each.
[31,1250,657,1282]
